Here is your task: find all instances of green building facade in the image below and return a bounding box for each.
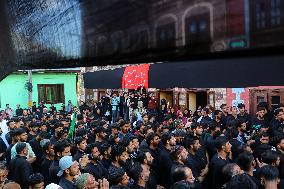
[0,70,78,110]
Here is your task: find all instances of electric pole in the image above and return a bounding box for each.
[28,70,32,108]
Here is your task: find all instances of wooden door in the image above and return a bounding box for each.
[185,12,211,52]
[249,89,268,115]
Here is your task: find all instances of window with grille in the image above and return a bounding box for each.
[38,84,65,104]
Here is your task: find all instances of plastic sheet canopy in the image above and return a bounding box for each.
[1,0,284,80]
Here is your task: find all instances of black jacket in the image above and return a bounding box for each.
[158,146,173,188]
[9,155,32,189]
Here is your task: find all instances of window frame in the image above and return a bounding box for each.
[37,84,65,104]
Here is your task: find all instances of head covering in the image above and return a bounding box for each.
[45,183,61,189]
[57,156,74,177]
[75,173,89,189]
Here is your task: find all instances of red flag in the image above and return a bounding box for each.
[122,64,150,89]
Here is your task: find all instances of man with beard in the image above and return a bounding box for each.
[29,131,48,173]
[158,132,176,188]
[237,103,251,130]
[41,140,55,185]
[9,142,33,189]
[136,150,159,189]
[199,108,212,126]
[207,136,232,189]
[214,110,224,130]
[121,135,139,174]
[220,104,229,127]
[251,107,267,132]
[27,122,39,142]
[108,167,130,189]
[49,140,71,184]
[140,133,160,185]
[118,121,131,141]
[236,120,248,145]
[57,156,80,189]
[84,143,108,180]
[108,144,129,174]
[163,116,174,130]
[129,163,150,189]
[74,137,88,161]
[97,143,110,169]
[269,108,284,137]
[95,126,108,146]
[170,146,189,175]
[76,173,109,189]
[5,120,15,145]
[171,165,195,185]
[11,128,36,163]
[50,122,64,144]
[185,136,208,183]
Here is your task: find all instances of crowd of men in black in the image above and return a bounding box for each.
[0,91,284,189]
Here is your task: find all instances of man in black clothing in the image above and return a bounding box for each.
[41,140,55,185]
[136,150,158,189]
[84,143,108,180]
[185,136,208,183]
[171,165,195,186]
[49,140,71,184]
[207,136,232,189]
[220,104,229,127]
[27,122,39,142]
[28,173,45,189]
[200,108,212,126]
[108,144,129,175]
[214,110,224,130]
[5,120,16,145]
[15,104,23,117]
[237,152,260,187]
[73,137,87,161]
[100,143,112,170]
[140,133,160,188]
[158,132,176,188]
[57,156,79,189]
[259,165,279,189]
[32,102,37,114]
[50,122,64,144]
[94,126,108,146]
[237,103,251,130]
[129,163,150,189]
[29,131,48,173]
[269,108,284,137]
[9,142,32,189]
[171,146,189,180]
[251,107,267,132]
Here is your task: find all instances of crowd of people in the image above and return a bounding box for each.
[0,89,284,189]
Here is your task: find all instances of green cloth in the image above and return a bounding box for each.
[68,112,77,140]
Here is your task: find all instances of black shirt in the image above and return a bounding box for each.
[208,154,231,189]
[49,160,60,184]
[59,177,76,189]
[84,161,108,180]
[29,138,44,173]
[41,156,53,185]
[9,155,33,189]
[158,146,173,188]
[73,150,85,162]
